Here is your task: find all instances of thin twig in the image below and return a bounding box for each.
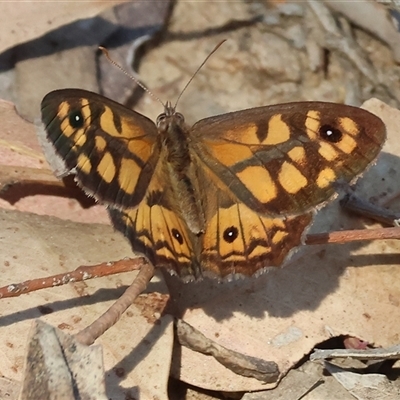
[0,258,145,299]
[306,226,400,246]
[75,261,155,345]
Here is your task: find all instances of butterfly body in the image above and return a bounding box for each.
[157,102,205,234]
[40,89,386,281]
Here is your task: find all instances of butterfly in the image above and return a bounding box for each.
[39,89,386,281]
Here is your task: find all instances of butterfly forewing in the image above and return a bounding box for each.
[41,89,160,208]
[191,102,386,216]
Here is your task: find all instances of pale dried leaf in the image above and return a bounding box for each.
[0,209,173,399]
[0,1,127,54]
[0,376,20,400]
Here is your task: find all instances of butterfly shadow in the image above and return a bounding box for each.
[164,243,395,322]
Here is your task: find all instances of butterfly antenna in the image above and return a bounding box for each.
[99,46,165,108]
[173,39,226,110]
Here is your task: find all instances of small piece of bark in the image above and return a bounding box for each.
[176,319,279,383]
[341,193,400,227]
[311,344,400,361]
[21,320,107,400]
[324,361,400,399]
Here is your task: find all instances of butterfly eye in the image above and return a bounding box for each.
[175,112,185,122]
[223,226,238,243]
[171,228,184,245]
[156,113,167,125]
[68,110,85,129]
[319,124,343,143]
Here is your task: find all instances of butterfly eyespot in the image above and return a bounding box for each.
[172,228,184,245]
[223,226,239,243]
[319,124,343,143]
[68,110,84,129]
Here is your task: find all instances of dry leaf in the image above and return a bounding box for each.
[2,2,400,397]
[0,1,127,54]
[325,362,400,400]
[0,209,173,399]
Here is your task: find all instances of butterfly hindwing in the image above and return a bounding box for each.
[191,102,386,216]
[41,89,160,208]
[200,188,313,278]
[109,184,199,279]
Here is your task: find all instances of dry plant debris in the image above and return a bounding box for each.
[1,1,400,399]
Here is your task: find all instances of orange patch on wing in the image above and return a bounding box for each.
[263,114,291,145]
[100,106,122,137]
[287,146,306,164]
[118,158,141,194]
[278,162,307,194]
[74,131,87,147]
[238,204,272,256]
[97,152,116,183]
[236,166,277,203]
[80,99,90,121]
[135,205,153,247]
[305,110,320,140]
[317,167,336,188]
[225,123,258,144]
[318,142,338,161]
[335,133,356,154]
[214,205,245,258]
[339,117,359,137]
[272,230,288,244]
[207,142,253,167]
[127,139,153,164]
[59,102,75,138]
[77,153,92,174]
[95,136,107,151]
[149,206,193,262]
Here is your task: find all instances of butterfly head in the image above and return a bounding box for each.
[156,101,185,134]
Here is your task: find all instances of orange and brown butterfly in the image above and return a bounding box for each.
[39,85,386,281]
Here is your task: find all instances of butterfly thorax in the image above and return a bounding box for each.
[156,104,205,234]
